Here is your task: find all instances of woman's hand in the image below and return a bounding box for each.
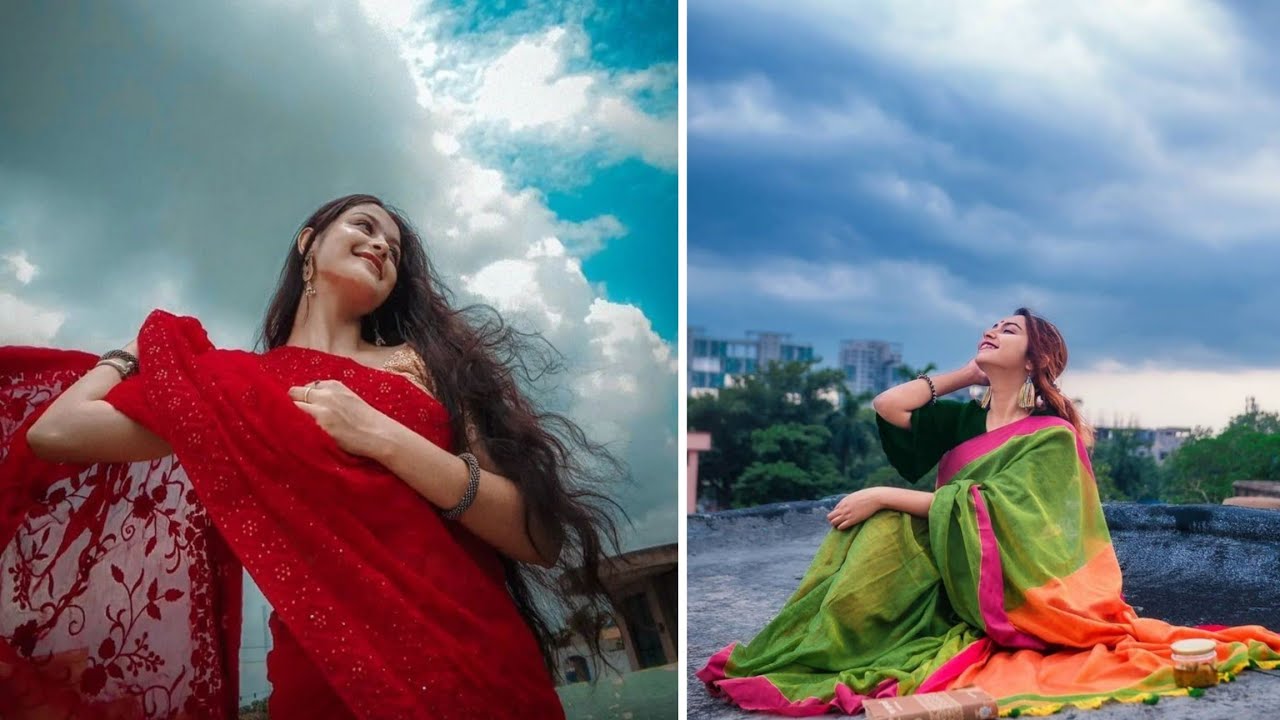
[964,357,989,386]
[826,488,886,530]
[288,379,394,459]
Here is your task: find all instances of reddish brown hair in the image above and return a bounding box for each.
[1015,307,1094,447]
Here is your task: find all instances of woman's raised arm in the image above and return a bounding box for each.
[871,360,986,430]
[25,338,173,464]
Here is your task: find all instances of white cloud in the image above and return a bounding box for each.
[1064,364,1280,430]
[700,0,1280,247]
[689,252,987,326]
[3,251,37,284]
[473,27,595,131]
[690,75,910,148]
[367,13,677,173]
[0,292,65,345]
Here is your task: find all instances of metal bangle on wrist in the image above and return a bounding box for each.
[917,374,938,405]
[440,452,481,520]
[96,349,140,379]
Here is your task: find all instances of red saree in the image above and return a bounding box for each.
[0,309,563,719]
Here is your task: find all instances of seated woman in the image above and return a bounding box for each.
[697,308,1280,716]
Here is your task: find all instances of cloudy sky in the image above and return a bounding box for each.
[0,0,676,549]
[689,0,1280,431]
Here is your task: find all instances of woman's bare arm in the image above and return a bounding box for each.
[871,361,985,430]
[372,419,563,568]
[25,339,172,464]
[875,487,934,518]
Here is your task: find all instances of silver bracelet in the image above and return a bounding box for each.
[98,349,139,378]
[94,358,128,379]
[441,452,481,520]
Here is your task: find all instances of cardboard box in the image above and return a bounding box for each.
[863,687,998,720]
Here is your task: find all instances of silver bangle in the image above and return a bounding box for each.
[98,349,139,378]
[95,358,131,379]
[441,452,481,520]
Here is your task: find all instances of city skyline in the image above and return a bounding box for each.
[689,318,1273,432]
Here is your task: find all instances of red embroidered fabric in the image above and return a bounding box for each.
[0,310,564,719]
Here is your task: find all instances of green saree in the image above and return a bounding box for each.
[696,402,1280,716]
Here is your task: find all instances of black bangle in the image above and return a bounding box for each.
[917,374,937,405]
[441,452,481,520]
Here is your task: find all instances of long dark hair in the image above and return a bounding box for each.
[256,194,627,676]
[1015,307,1094,446]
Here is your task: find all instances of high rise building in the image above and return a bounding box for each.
[687,328,815,393]
[839,339,903,396]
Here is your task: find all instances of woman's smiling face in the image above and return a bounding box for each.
[301,203,403,313]
[976,315,1031,373]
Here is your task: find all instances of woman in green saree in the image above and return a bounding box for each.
[696,308,1280,716]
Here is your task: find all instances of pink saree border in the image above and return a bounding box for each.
[915,637,992,694]
[936,415,1090,488]
[695,643,898,716]
[970,485,1049,650]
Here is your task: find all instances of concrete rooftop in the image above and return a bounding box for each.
[688,501,1280,719]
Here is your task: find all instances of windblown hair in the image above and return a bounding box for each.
[1015,307,1094,447]
[255,194,627,678]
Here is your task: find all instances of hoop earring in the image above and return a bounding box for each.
[1018,375,1036,409]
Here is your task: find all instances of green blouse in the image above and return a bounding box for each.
[875,399,990,483]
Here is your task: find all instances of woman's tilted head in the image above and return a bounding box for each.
[298,202,403,310]
[975,314,1032,374]
[1002,307,1093,445]
[263,193,431,348]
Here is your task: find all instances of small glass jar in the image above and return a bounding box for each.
[1171,638,1218,688]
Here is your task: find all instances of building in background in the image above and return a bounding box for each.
[687,327,815,394]
[839,339,903,396]
[1094,425,1192,465]
[687,431,712,514]
[555,543,678,682]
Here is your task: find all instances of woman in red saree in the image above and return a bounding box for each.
[0,194,623,719]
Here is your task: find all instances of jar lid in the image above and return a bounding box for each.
[1171,639,1216,656]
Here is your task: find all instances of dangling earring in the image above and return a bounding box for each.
[302,255,316,297]
[373,315,386,346]
[1018,375,1036,409]
[979,386,992,409]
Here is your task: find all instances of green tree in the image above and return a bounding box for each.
[688,358,959,508]
[733,423,845,507]
[895,362,939,382]
[825,385,875,477]
[1090,426,1162,500]
[1163,410,1280,503]
[688,360,846,507]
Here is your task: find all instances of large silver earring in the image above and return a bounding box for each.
[373,315,386,346]
[1018,375,1036,409]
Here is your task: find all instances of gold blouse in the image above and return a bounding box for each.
[380,346,436,397]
